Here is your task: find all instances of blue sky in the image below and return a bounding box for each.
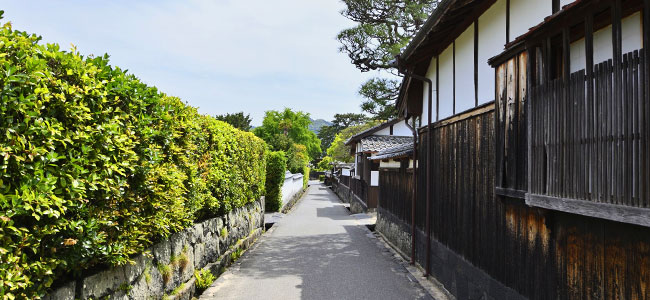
[1,0,378,125]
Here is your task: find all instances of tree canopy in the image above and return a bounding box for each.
[337,0,439,120]
[215,112,252,131]
[253,108,322,160]
[326,121,380,163]
[317,113,368,154]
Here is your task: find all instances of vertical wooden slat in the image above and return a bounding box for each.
[453,41,456,115]
[474,21,479,107]
[586,13,594,200]
[612,0,622,204]
[527,49,533,198]
[641,49,648,208]
[563,27,570,198]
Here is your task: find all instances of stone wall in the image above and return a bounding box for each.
[376,207,525,300]
[333,182,350,203]
[44,198,265,300]
[349,194,368,214]
[375,208,411,257]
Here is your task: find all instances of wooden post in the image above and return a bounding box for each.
[437,56,440,121]
[639,0,650,207]
[586,14,594,200]
[612,0,622,204]
[453,41,456,115]
[506,0,510,43]
[562,27,570,197]
[475,21,479,107]
[527,49,533,199]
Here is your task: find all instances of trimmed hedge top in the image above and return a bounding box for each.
[0,19,266,298]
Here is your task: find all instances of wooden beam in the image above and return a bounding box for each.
[495,187,527,199]
[436,56,440,121]
[526,47,533,203]
[453,41,456,115]
[612,0,623,68]
[506,0,510,43]
[474,21,479,107]
[526,194,650,228]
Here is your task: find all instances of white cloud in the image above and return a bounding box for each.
[1,0,377,124]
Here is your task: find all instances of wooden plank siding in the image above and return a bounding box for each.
[495,52,528,197]
[529,49,650,215]
[389,104,650,299]
[378,167,413,223]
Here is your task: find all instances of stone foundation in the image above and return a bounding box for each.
[44,198,265,300]
[376,207,525,300]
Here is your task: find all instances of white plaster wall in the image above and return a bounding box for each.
[392,121,412,136]
[478,0,507,104]
[375,127,391,135]
[422,57,437,125]
[455,24,475,114]
[570,38,586,73]
[379,159,415,168]
[568,12,641,73]
[281,173,304,206]
[622,12,642,54]
[380,160,401,168]
[510,0,552,41]
[438,43,455,120]
[560,0,576,8]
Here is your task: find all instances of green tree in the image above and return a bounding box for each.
[253,108,321,160]
[215,112,252,131]
[326,121,380,163]
[337,0,438,119]
[359,78,399,120]
[317,113,368,154]
[287,144,309,174]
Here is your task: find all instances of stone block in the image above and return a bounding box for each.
[153,239,172,265]
[43,281,75,300]
[205,233,220,262]
[80,265,127,299]
[193,242,206,269]
[178,244,195,283]
[190,222,203,244]
[124,253,150,283]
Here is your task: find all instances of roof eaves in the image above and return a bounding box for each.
[344,118,404,146]
[400,0,456,62]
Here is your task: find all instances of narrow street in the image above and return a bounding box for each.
[200,182,432,300]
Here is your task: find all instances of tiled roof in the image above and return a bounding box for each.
[359,136,412,153]
[369,141,414,161]
[345,118,404,146]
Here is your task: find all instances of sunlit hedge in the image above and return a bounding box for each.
[0,18,266,298]
[264,151,286,212]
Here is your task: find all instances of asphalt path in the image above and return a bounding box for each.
[200,181,432,300]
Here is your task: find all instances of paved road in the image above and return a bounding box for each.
[200,182,432,300]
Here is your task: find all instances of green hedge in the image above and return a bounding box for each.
[302,166,310,190]
[264,151,286,212]
[0,20,266,298]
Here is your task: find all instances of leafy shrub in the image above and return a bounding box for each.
[302,167,310,190]
[0,17,266,298]
[319,175,325,182]
[194,269,216,293]
[264,151,286,212]
[287,143,309,174]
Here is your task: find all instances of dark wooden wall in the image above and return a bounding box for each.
[378,167,413,222]
[394,104,650,299]
[495,51,528,195]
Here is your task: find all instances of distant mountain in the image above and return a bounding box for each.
[309,118,333,134]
